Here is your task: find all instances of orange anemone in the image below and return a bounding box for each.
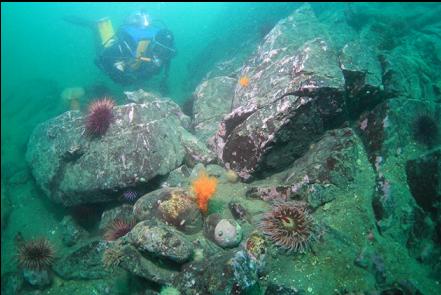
[191,170,218,214]
[239,76,250,88]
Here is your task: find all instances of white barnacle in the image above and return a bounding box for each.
[121,154,126,169]
[128,106,134,123]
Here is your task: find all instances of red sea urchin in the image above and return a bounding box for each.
[85,98,115,137]
[18,238,55,271]
[258,202,317,253]
[104,218,136,241]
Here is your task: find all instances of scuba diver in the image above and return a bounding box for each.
[65,10,176,94]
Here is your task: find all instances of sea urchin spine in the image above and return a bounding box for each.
[258,202,317,254]
[85,98,115,137]
[104,218,136,241]
[17,238,55,271]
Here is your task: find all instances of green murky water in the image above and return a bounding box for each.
[2,3,440,295]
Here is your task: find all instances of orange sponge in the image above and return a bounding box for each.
[191,170,218,213]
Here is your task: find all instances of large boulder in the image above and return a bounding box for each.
[26,91,214,206]
[192,76,236,143]
[210,4,388,181]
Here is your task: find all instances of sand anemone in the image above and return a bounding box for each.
[17,238,55,271]
[104,218,136,241]
[85,98,115,137]
[258,201,317,253]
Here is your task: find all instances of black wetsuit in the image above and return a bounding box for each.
[96,25,175,86]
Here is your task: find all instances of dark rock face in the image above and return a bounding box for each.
[339,40,386,117]
[406,149,441,215]
[405,149,441,267]
[1,185,11,233]
[60,215,88,247]
[53,240,112,280]
[247,128,364,208]
[356,99,440,164]
[117,243,177,285]
[209,4,388,181]
[26,92,214,206]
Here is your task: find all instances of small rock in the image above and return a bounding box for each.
[157,189,203,234]
[118,244,177,284]
[214,219,243,248]
[225,169,239,183]
[23,269,51,288]
[128,221,193,263]
[228,201,249,221]
[134,188,203,234]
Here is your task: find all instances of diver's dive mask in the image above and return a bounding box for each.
[127,10,150,28]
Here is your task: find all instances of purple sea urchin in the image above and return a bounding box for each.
[258,202,317,253]
[17,238,55,271]
[122,190,139,203]
[85,98,115,137]
[104,218,136,241]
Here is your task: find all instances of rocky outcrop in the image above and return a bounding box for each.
[192,76,236,143]
[209,4,389,181]
[26,91,214,206]
[246,127,367,208]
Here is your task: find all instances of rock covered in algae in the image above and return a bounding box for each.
[26,92,213,206]
[134,188,203,234]
[214,219,243,248]
[128,221,193,263]
[53,240,112,280]
[209,4,391,181]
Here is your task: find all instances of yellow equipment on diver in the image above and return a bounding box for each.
[130,40,152,70]
[97,17,115,48]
